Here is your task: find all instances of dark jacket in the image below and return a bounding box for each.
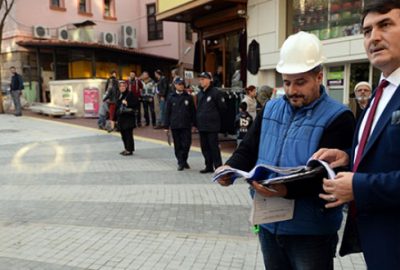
[247,39,260,75]
[164,91,195,129]
[196,86,227,132]
[116,90,139,130]
[340,83,400,269]
[103,77,119,103]
[10,73,24,91]
[235,111,253,140]
[156,76,169,98]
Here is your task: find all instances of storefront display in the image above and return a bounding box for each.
[291,0,373,40]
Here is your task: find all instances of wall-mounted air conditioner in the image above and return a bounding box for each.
[33,25,50,39]
[58,26,69,41]
[101,32,118,45]
[121,25,137,48]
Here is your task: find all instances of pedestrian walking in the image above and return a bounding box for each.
[216,31,355,270]
[116,80,139,156]
[9,66,24,116]
[196,71,227,173]
[313,2,400,269]
[164,77,196,171]
[141,71,156,127]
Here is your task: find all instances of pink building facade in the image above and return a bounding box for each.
[1,0,194,102]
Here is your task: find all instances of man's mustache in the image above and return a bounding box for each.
[369,44,387,54]
[287,94,305,99]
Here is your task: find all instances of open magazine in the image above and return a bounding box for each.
[212,159,335,185]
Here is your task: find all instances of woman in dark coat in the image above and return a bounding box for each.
[116,80,139,156]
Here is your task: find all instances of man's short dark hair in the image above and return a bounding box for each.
[239,102,247,112]
[10,66,16,69]
[309,65,323,74]
[361,0,400,26]
[155,69,163,76]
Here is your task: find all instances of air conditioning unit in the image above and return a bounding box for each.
[121,25,137,48]
[33,25,50,39]
[101,32,118,45]
[58,26,69,41]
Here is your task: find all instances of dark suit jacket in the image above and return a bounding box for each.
[344,84,400,269]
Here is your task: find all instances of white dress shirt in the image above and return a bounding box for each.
[354,67,400,162]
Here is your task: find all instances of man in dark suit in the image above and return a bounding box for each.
[313,1,400,269]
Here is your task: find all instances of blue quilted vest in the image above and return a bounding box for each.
[258,87,348,235]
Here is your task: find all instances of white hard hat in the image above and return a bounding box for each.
[276,31,326,74]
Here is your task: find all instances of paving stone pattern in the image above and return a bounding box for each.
[0,115,366,269]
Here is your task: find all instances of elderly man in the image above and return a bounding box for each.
[313,1,400,269]
[215,31,355,270]
[353,81,372,120]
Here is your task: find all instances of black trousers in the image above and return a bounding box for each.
[199,131,222,169]
[135,102,142,125]
[142,99,156,126]
[171,128,192,166]
[120,128,134,152]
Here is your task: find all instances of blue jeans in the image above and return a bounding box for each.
[258,226,337,270]
[97,102,109,128]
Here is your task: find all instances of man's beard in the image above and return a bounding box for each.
[356,96,370,102]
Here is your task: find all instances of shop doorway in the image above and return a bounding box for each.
[205,31,242,88]
[349,62,370,98]
[326,65,345,103]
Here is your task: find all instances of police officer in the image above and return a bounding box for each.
[196,72,227,173]
[164,77,196,171]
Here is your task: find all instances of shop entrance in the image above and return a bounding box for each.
[205,31,243,88]
[326,65,345,103]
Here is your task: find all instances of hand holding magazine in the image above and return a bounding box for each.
[213,159,335,225]
[212,159,335,185]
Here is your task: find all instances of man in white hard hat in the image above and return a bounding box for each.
[214,31,355,270]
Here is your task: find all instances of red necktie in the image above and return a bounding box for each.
[353,79,389,172]
[349,79,389,218]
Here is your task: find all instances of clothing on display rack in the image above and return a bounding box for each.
[217,88,245,135]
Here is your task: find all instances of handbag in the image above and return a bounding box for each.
[119,103,134,114]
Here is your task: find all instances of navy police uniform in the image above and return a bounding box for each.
[196,80,227,171]
[165,89,196,168]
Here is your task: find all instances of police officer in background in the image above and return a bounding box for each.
[196,72,227,173]
[164,77,196,171]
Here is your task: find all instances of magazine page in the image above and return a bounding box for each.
[212,159,335,184]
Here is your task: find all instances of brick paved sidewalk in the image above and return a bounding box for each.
[0,114,366,270]
[21,110,238,155]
